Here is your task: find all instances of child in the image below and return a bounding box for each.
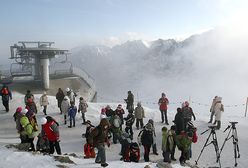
[78,97,88,124]
[176,131,192,166]
[162,126,176,163]
[68,101,77,128]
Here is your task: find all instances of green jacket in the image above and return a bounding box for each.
[176,134,192,151]
[20,116,37,138]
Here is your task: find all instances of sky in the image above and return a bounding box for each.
[0,0,247,55]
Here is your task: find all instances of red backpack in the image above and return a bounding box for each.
[1,88,8,95]
[192,129,198,143]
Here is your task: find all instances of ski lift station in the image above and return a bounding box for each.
[2,41,96,101]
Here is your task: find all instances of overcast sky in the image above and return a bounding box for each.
[0,0,247,62]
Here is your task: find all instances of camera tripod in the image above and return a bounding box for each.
[219,122,240,167]
[195,126,221,168]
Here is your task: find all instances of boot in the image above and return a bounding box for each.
[64,115,67,125]
[213,120,217,125]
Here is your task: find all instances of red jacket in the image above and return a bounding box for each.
[158,97,169,110]
[42,121,59,142]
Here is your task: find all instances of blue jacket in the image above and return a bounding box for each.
[68,105,77,118]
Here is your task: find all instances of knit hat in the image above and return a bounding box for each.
[162,126,167,132]
[185,101,189,106]
[40,117,47,125]
[16,107,22,113]
[148,119,154,125]
[101,108,106,114]
[117,104,122,109]
[65,88,70,92]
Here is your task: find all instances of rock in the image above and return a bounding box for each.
[53,156,75,164]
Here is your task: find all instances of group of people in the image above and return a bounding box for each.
[4,85,226,167]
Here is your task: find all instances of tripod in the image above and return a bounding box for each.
[195,126,221,168]
[219,122,240,167]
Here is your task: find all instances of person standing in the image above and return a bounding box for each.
[182,101,195,130]
[56,88,65,114]
[40,91,49,115]
[40,117,61,155]
[88,118,110,167]
[68,101,77,128]
[24,90,34,105]
[134,102,145,130]
[213,97,224,130]
[0,85,12,112]
[158,93,169,125]
[124,110,135,140]
[209,96,218,123]
[65,87,76,105]
[78,97,88,124]
[61,96,70,125]
[125,91,134,111]
[115,104,125,130]
[173,108,185,135]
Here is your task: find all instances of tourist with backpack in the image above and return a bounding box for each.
[158,93,169,125]
[65,87,77,105]
[115,104,125,129]
[138,122,154,162]
[88,118,110,167]
[68,101,77,128]
[56,88,65,114]
[124,110,135,140]
[109,113,122,144]
[134,102,145,130]
[0,85,12,112]
[78,96,88,124]
[148,119,159,155]
[83,120,95,158]
[119,132,132,161]
[20,113,38,151]
[40,91,49,115]
[182,101,195,130]
[40,116,62,155]
[25,98,38,114]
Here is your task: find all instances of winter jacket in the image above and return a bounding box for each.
[24,93,34,105]
[40,94,49,106]
[68,105,77,118]
[109,115,122,133]
[210,97,217,113]
[162,130,174,152]
[85,124,95,143]
[134,106,145,119]
[20,115,36,138]
[61,99,70,115]
[78,99,88,113]
[88,118,110,147]
[138,123,154,145]
[13,112,24,132]
[214,101,224,121]
[115,108,125,123]
[56,90,65,108]
[125,93,134,110]
[26,102,38,114]
[124,113,135,127]
[42,120,60,142]
[66,90,76,103]
[105,108,114,117]
[174,112,185,135]
[176,133,192,152]
[158,97,169,110]
[182,106,195,121]
[0,87,12,101]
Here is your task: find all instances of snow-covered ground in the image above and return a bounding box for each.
[0,92,247,168]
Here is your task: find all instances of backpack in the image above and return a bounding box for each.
[192,130,198,143]
[129,142,140,162]
[141,129,153,145]
[1,88,8,95]
[113,118,120,128]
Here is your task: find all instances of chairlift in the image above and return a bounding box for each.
[10,63,32,77]
[51,54,73,75]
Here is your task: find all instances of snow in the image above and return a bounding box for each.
[0,92,247,168]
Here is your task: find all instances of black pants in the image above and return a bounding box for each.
[2,100,9,112]
[125,126,133,139]
[81,112,86,123]
[27,138,35,151]
[160,110,168,123]
[49,140,61,155]
[43,105,47,115]
[136,119,143,129]
[143,144,152,162]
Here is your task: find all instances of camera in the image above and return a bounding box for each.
[230,121,238,124]
[208,125,217,129]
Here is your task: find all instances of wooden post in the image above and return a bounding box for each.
[245,97,248,117]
